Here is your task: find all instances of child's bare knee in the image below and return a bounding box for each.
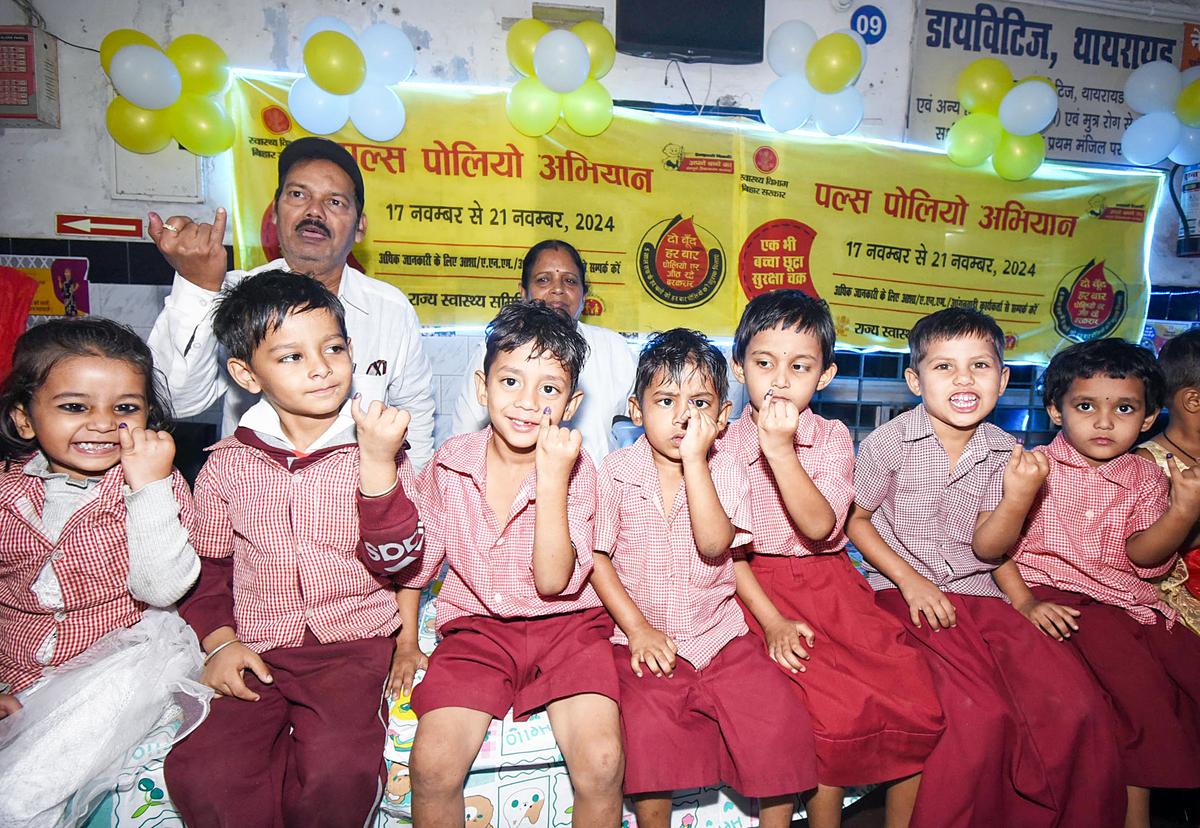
[567,735,625,795]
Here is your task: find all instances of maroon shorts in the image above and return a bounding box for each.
[741,553,944,786]
[411,607,619,721]
[615,632,817,798]
[876,590,1124,828]
[1031,585,1200,788]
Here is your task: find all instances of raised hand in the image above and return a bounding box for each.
[535,408,582,481]
[118,424,175,491]
[756,392,800,460]
[678,404,719,463]
[1166,461,1200,516]
[1003,445,1050,503]
[352,395,411,464]
[147,208,228,292]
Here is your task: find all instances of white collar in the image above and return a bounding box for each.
[238,398,356,453]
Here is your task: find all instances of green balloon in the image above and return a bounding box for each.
[506,77,561,137]
[992,132,1046,181]
[946,113,1002,167]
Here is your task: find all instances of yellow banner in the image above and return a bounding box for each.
[227,73,1162,363]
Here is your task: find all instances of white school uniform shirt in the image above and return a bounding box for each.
[148,258,436,469]
[450,322,638,462]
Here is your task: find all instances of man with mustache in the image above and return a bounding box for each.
[146,138,435,468]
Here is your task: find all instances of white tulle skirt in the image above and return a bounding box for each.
[0,609,212,828]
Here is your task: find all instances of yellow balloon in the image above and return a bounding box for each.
[304,31,366,95]
[168,94,235,156]
[563,79,613,136]
[106,96,172,154]
[805,33,862,94]
[507,19,551,77]
[992,132,1045,181]
[1024,74,1055,90]
[506,77,561,137]
[572,21,615,79]
[100,29,159,76]
[956,58,1013,114]
[166,34,230,97]
[946,113,1002,167]
[1177,80,1200,128]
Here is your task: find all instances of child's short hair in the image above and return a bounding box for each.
[732,290,836,369]
[908,307,1005,367]
[1041,338,1165,412]
[0,318,172,462]
[521,240,589,296]
[482,300,589,391]
[212,270,348,363]
[1158,329,1200,396]
[633,329,729,403]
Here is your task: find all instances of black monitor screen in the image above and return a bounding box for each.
[615,0,765,65]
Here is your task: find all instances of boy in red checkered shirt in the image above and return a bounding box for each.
[976,338,1200,828]
[590,328,816,828]
[717,291,943,828]
[164,271,425,828]
[401,301,624,827]
[847,308,1124,828]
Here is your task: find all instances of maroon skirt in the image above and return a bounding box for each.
[1031,584,1200,789]
[741,552,944,786]
[876,589,1125,828]
[615,632,818,798]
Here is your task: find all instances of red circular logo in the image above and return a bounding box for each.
[753,146,778,174]
[262,105,291,135]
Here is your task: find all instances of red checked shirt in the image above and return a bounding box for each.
[1014,433,1173,625]
[717,407,855,557]
[403,427,600,630]
[190,415,416,653]
[855,405,1015,598]
[0,460,194,693]
[596,437,754,669]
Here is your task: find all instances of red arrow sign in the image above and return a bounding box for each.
[56,214,144,238]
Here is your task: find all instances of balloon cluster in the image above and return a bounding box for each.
[760,21,867,136]
[945,59,1057,181]
[505,19,615,137]
[101,29,233,156]
[1120,62,1200,167]
[288,17,415,142]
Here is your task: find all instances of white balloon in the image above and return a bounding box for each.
[760,75,815,132]
[358,22,416,84]
[1183,65,1200,89]
[1124,60,1182,114]
[109,44,181,110]
[833,27,868,81]
[288,76,350,135]
[301,17,357,48]
[999,80,1058,136]
[813,86,864,136]
[1122,111,1183,166]
[766,20,817,77]
[350,84,406,141]
[533,30,590,94]
[1169,126,1200,165]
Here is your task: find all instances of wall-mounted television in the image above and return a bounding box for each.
[615,0,765,65]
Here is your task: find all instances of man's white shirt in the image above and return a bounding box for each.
[450,321,637,462]
[147,258,435,469]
